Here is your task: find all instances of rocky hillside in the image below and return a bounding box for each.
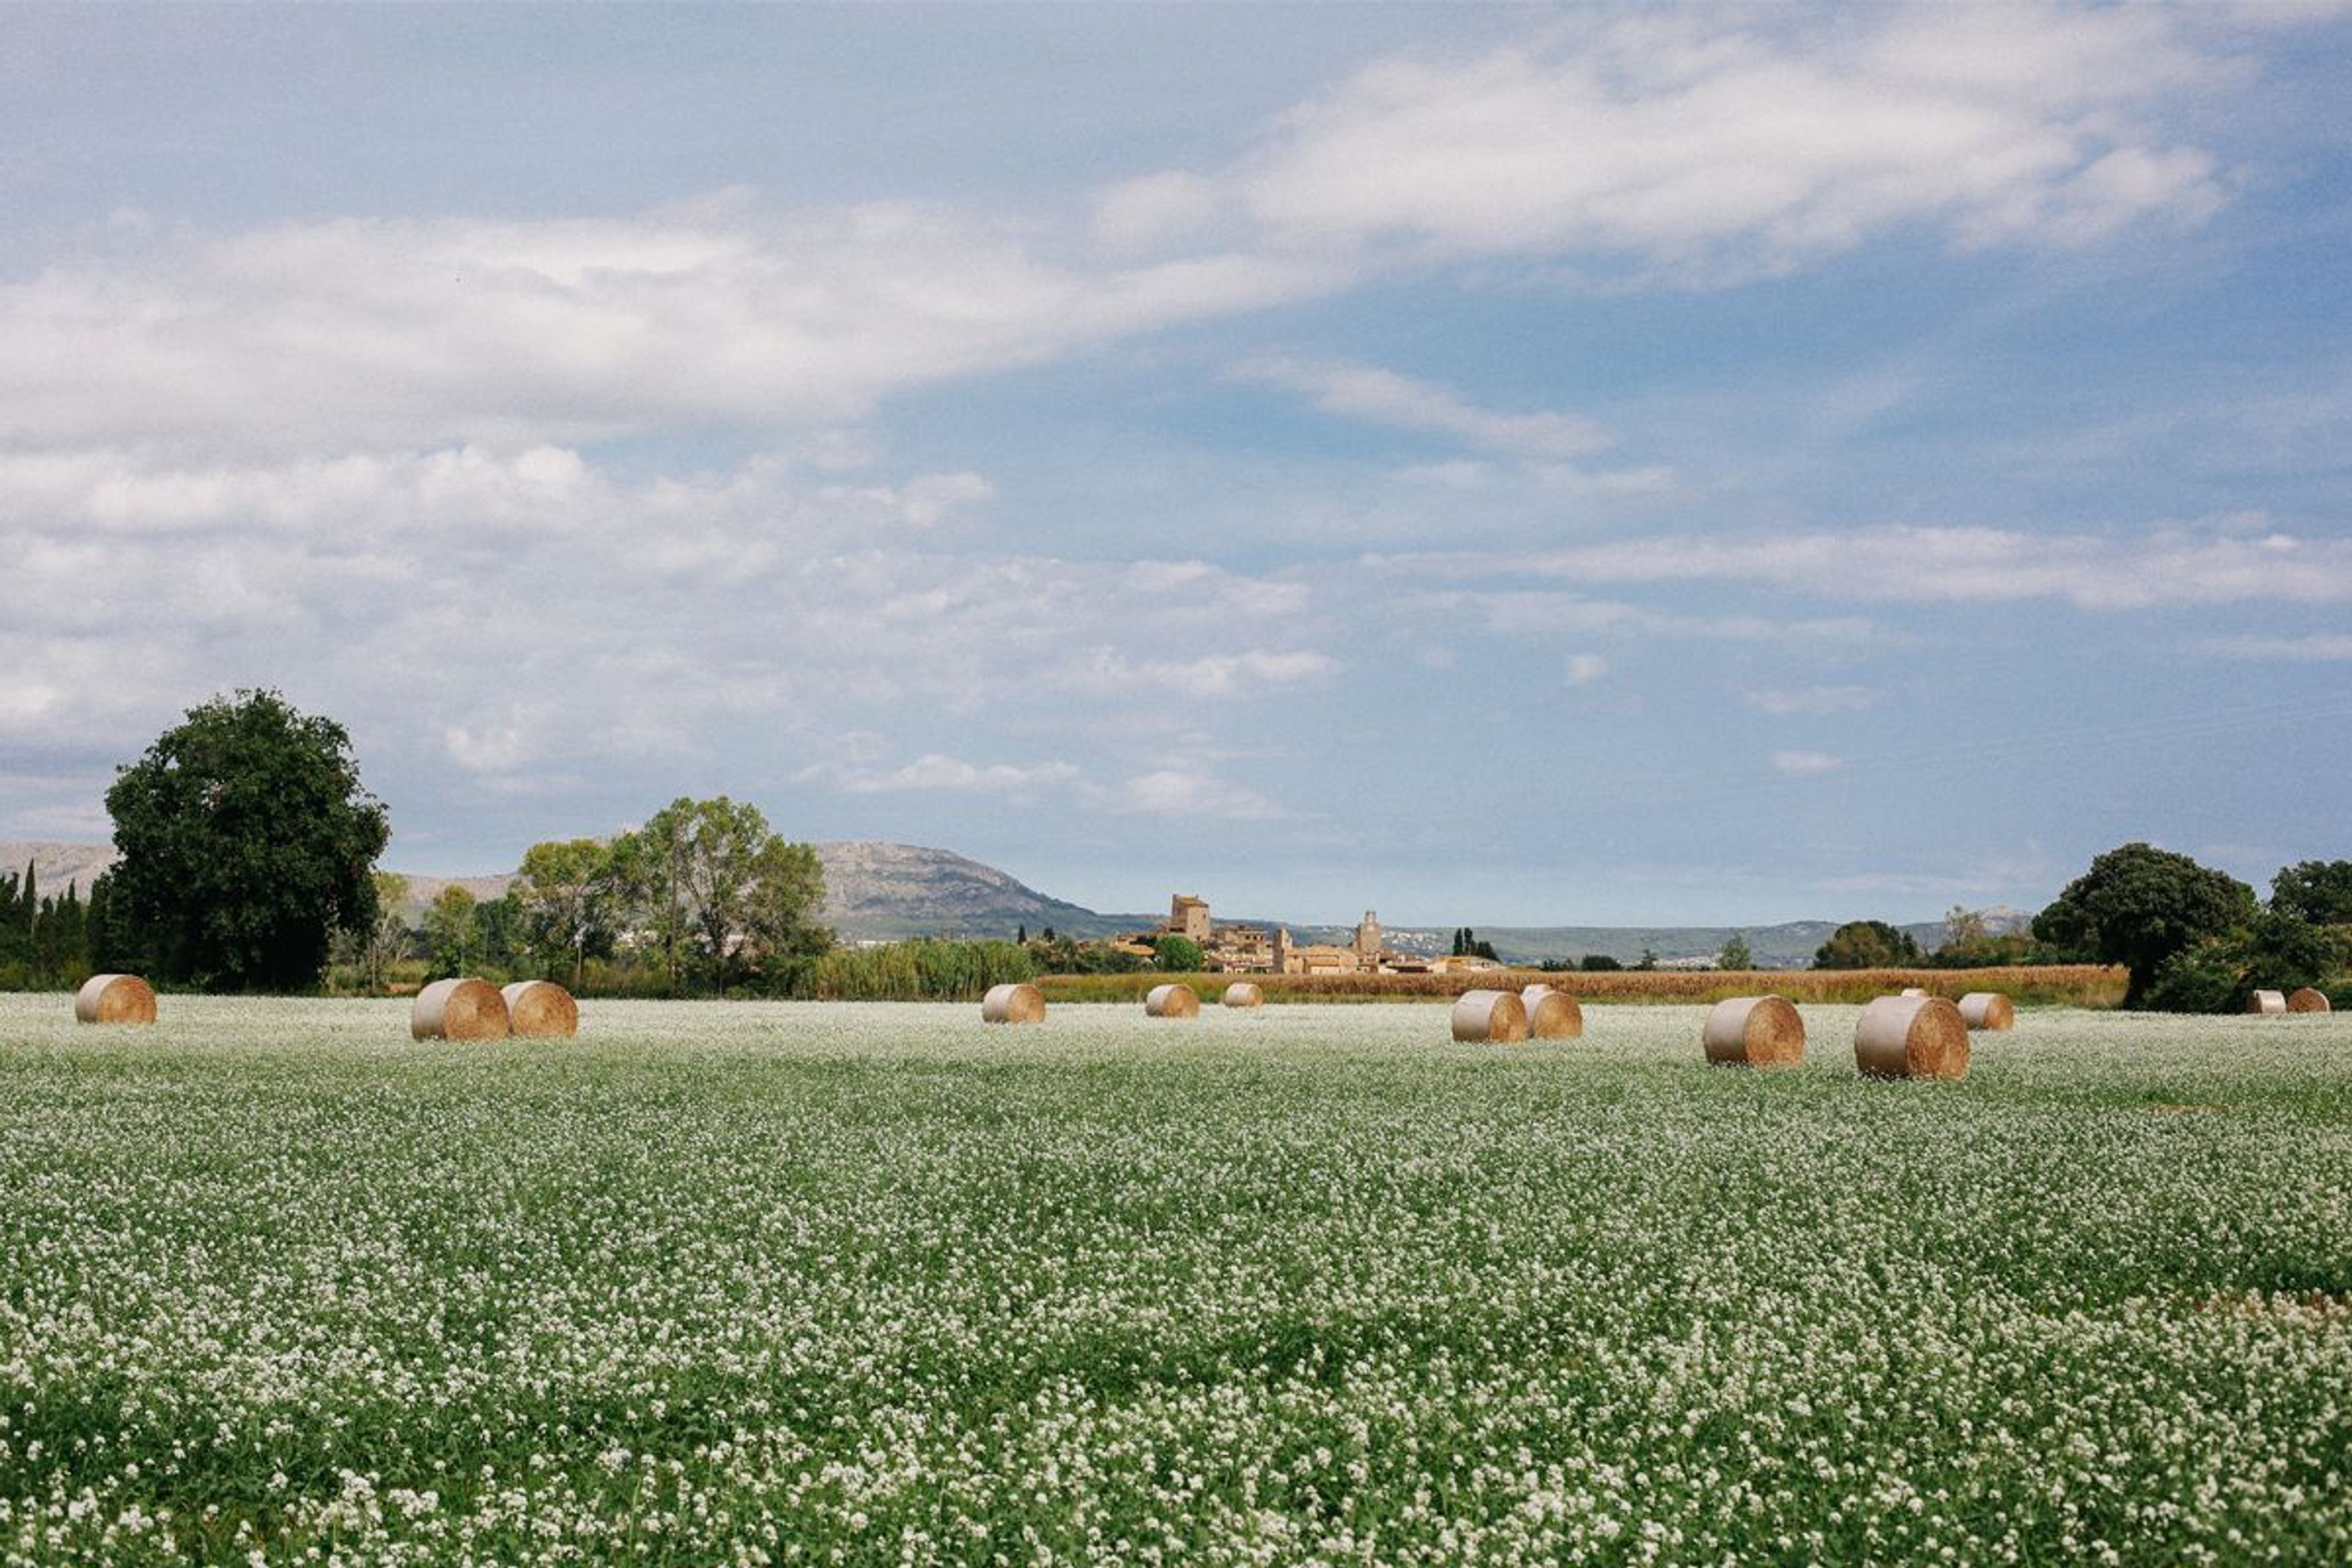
[0,840,118,897]
[813,842,1117,940]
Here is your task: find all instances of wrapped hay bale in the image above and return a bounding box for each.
[1855,994,1969,1080]
[1145,983,1202,1019]
[500,980,579,1038]
[2247,989,2288,1015]
[1957,992,2015,1031]
[1222,982,1264,1009]
[1520,985,1584,1039]
[981,983,1046,1024]
[2287,987,2332,1014]
[1450,989,1529,1043]
[1899,987,1928,999]
[1701,995,1804,1068]
[74,973,157,1025]
[412,977,510,1041]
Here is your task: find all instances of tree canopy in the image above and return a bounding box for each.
[103,690,389,990]
[2271,860,2352,927]
[1811,919,1921,970]
[608,797,828,993]
[2032,842,2257,1008]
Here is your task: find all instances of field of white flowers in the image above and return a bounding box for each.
[1,995,2347,1566]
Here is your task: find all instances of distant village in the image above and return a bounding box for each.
[1110,895,1513,976]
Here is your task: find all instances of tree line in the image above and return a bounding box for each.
[0,863,104,989]
[346,799,831,997]
[76,691,829,998]
[1807,843,2351,1012]
[45,693,2352,1011]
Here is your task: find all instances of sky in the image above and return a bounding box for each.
[2,2,2348,927]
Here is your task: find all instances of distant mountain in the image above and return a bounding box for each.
[0,840,118,898]
[0,837,2028,961]
[813,842,1117,941]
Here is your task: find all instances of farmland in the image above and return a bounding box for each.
[2,997,2349,1564]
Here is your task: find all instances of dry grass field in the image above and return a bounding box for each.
[1039,964,2126,1008]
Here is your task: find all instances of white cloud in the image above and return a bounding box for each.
[1221,6,2228,277]
[1773,750,1845,775]
[814,753,1083,797]
[1564,654,1609,686]
[1745,685,1876,715]
[1400,585,1882,646]
[0,10,2257,466]
[1237,358,1616,459]
[1095,768,1294,823]
[1059,647,1340,697]
[0,208,1329,456]
[1091,171,1226,255]
[2201,634,2352,660]
[1400,524,2352,610]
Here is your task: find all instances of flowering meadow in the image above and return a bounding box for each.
[1,997,2348,1566]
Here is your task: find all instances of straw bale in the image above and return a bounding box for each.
[1900,987,1928,998]
[1222,982,1264,1009]
[1450,989,1529,1043]
[74,973,156,1025]
[1854,995,1969,1080]
[981,983,1046,1024]
[1145,983,1202,1019]
[412,977,510,1041]
[1957,992,2016,1031]
[2287,987,2332,1014]
[2247,989,2288,1015]
[500,980,579,1038]
[1519,985,1583,1039]
[1701,995,1804,1068]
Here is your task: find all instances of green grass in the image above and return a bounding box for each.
[1,995,2348,1564]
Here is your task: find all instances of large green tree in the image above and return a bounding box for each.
[2032,842,2257,1008]
[514,838,618,987]
[104,690,390,990]
[2271,860,2352,927]
[1811,919,1921,970]
[423,884,480,978]
[611,797,828,993]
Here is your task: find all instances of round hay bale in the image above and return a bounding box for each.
[2287,987,2332,1014]
[1855,995,1969,1080]
[1145,983,1202,1019]
[1520,985,1583,1039]
[1221,982,1264,1009]
[1899,986,1928,999]
[1701,995,1804,1068]
[411,977,510,1041]
[1450,989,1529,1044]
[500,979,579,1038]
[981,982,1046,1024]
[74,973,156,1025]
[2247,989,2288,1015]
[1957,992,2015,1031]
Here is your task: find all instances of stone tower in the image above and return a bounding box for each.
[1169,894,1212,945]
[1354,910,1381,963]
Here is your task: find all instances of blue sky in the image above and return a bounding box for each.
[2,3,2347,925]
